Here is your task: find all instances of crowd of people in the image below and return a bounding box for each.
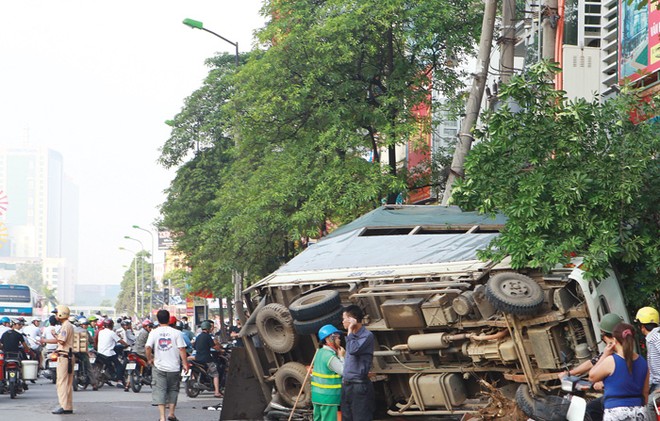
[6,302,660,420]
[554,305,660,421]
[0,306,235,420]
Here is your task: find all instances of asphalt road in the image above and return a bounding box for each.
[0,376,224,421]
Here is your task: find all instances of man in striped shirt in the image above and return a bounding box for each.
[636,307,660,392]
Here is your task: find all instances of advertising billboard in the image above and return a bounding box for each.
[158,229,173,250]
[619,0,660,83]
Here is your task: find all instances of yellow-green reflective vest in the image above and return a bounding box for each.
[311,347,342,405]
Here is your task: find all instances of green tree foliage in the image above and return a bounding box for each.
[115,252,151,315]
[41,285,56,303]
[159,0,483,292]
[452,61,660,309]
[164,268,190,291]
[99,299,113,308]
[10,262,43,290]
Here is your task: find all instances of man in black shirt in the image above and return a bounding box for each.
[229,318,243,347]
[0,319,31,360]
[193,321,223,398]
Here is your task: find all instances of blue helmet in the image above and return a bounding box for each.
[318,324,341,342]
[0,317,10,324]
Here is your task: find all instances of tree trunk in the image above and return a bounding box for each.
[218,297,227,341]
[441,0,498,205]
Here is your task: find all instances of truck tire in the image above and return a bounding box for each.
[293,306,344,336]
[515,384,569,421]
[256,303,298,354]
[485,272,544,316]
[289,290,341,321]
[515,384,535,418]
[274,362,311,408]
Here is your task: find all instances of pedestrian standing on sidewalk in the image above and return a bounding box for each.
[341,305,375,421]
[146,309,190,421]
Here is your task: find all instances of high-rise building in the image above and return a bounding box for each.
[0,145,79,304]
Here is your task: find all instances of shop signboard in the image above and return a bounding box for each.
[619,0,660,83]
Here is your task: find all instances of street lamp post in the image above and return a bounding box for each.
[182,18,239,67]
[182,18,246,324]
[124,236,145,316]
[119,247,138,317]
[132,225,155,316]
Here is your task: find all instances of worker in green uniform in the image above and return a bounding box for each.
[311,324,345,421]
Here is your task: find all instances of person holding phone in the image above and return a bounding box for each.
[589,322,649,420]
[341,305,375,421]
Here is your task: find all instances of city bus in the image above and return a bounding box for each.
[0,284,43,318]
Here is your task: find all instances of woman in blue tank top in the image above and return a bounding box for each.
[589,322,650,420]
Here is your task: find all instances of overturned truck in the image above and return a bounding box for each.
[232,205,628,419]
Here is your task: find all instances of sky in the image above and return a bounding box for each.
[0,1,265,285]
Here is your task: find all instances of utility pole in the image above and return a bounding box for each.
[542,0,559,60]
[499,0,516,83]
[441,0,498,205]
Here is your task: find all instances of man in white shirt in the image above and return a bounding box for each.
[23,318,42,372]
[97,318,128,387]
[42,314,61,357]
[23,318,42,349]
[146,309,189,421]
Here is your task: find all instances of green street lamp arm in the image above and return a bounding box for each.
[124,235,144,250]
[182,18,239,67]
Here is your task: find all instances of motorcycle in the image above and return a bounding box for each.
[0,352,27,399]
[43,350,58,383]
[125,352,151,393]
[183,352,228,398]
[183,360,213,398]
[560,375,591,421]
[73,352,95,391]
[90,351,123,389]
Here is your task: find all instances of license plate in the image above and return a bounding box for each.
[181,369,189,379]
[74,363,79,370]
[89,357,96,364]
[50,361,58,368]
[125,363,136,370]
